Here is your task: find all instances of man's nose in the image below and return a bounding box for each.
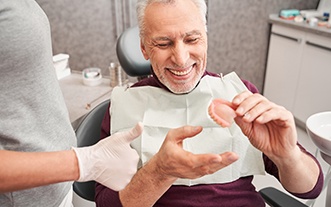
[171,42,189,67]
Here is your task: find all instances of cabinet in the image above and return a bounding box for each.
[293,33,331,122]
[264,24,331,124]
[264,25,305,111]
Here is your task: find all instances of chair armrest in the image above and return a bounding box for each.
[259,187,308,207]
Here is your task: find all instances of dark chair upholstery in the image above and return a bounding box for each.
[116,26,151,77]
[73,99,110,202]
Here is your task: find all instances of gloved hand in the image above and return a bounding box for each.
[72,122,143,191]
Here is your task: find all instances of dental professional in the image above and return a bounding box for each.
[95,0,324,206]
[0,1,142,207]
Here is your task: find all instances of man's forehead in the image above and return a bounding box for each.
[142,0,206,41]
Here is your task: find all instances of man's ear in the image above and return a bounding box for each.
[140,40,149,60]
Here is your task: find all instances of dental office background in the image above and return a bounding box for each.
[34,0,331,206]
[36,0,321,93]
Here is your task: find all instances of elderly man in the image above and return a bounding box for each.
[95,0,323,206]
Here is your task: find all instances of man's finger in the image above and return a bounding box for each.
[167,125,203,143]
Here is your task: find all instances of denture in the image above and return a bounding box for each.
[208,98,237,127]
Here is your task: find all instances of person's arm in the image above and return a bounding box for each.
[241,80,322,194]
[119,156,176,206]
[263,145,324,199]
[271,146,320,193]
[0,150,79,193]
[0,123,143,193]
[118,125,239,207]
[232,91,321,194]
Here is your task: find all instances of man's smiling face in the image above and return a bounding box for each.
[140,0,208,94]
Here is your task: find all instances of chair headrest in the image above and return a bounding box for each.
[116,26,151,77]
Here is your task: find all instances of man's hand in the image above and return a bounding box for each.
[119,125,239,207]
[231,91,321,193]
[151,125,239,180]
[232,91,298,160]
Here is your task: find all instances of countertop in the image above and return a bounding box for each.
[269,14,331,38]
[59,71,112,129]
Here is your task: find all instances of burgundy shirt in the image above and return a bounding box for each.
[95,71,323,207]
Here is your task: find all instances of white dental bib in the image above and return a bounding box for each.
[110,72,265,186]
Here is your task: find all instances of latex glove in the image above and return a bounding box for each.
[73,122,143,191]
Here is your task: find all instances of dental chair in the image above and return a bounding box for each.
[116,26,151,78]
[73,99,110,202]
[72,25,312,206]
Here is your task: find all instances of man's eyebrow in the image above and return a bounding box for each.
[153,36,171,41]
[151,30,202,42]
[186,30,202,36]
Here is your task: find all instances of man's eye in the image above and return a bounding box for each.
[155,43,170,49]
[186,38,198,44]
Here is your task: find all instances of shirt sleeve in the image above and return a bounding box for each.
[95,184,122,207]
[241,79,259,94]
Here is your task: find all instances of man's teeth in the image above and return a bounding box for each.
[169,67,193,76]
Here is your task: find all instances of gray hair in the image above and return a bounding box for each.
[136,0,207,37]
